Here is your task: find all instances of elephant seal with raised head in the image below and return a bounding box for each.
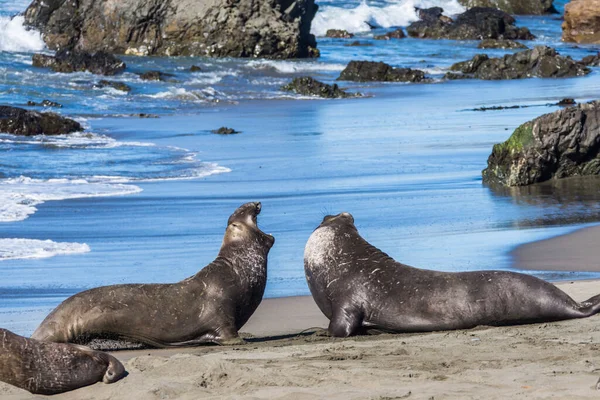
[0,328,125,395]
[304,212,600,337]
[32,202,274,347]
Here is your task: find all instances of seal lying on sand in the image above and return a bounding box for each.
[304,212,600,337]
[0,328,125,395]
[32,202,274,347]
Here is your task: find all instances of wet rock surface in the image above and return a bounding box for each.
[24,0,319,59]
[562,0,600,44]
[281,76,360,98]
[32,50,126,75]
[478,39,528,49]
[0,106,82,136]
[579,53,600,67]
[446,46,590,80]
[212,127,240,135]
[458,0,557,15]
[96,80,132,93]
[483,101,600,186]
[138,71,175,82]
[325,29,354,38]
[374,29,406,40]
[26,100,62,108]
[337,61,428,83]
[407,7,535,41]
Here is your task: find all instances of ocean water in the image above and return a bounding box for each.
[2,0,600,336]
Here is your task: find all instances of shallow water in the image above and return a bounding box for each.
[1,0,600,336]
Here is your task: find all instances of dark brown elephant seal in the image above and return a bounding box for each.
[304,212,600,337]
[0,328,125,395]
[32,202,274,347]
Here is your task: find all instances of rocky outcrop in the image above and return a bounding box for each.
[562,0,600,44]
[344,41,373,47]
[337,61,428,83]
[458,0,557,15]
[579,53,600,67]
[374,29,406,40]
[483,101,600,186]
[0,106,82,136]
[138,71,175,81]
[32,50,125,75]
[213,127,240,134]
[26,100,62,108]
[189,65,202,72]
[24,0,319,59]
[407,7,535,40]
[96,80,132,92]
[446,46,590,80]
[281,76,360,98]
[325,29,354,38]
[478,39,528,49]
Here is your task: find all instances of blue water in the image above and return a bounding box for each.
[2,0,600,336]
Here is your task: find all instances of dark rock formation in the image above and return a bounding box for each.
[0,106,82,136]
[407,7,535,40]
[96,80,132,92]
[213,127,240,135]
[458,0,557,15]
[32,50,125,75]
[325,29,354,38]
[447,46,590,80]
[27,100,62,108]
[337,61,428,82]
[374,29,406,40]
[281,76,360,98]
[478,39,528,49]
[24,0,319,59]
[189,65,202,72]
[579,53,600,67]
[557,98,576,106]
[483,101,600,186]
[562,0,600,44]
[138,71,175,81]
[344,41,373,47]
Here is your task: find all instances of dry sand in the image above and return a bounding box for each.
[2,279,600,400]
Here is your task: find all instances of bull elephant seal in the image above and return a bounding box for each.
[32,202,274,347]
[304,212,600,337]
[0,328,125,395]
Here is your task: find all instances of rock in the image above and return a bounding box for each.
[483,101,600,186]
[24,0,319,59]
[562,0,600,44]
[213,127,240,135]
[337,61,428,83]
[281,76,360,98]
[27,100,62,108]
[344,41,373,47]
[447,46,590,80]
[557,98,576,106]
[96,80,132,92]
[189,65,202,72]
[458,0,557,15]
[136,113,159,118]
[407,7,535,40]
[478,39,528,49]
[579,53,600,66]
[473,105,522,111]
[0,106,82,136]
[374,29,406,40]
[325,29,354,38]
[32,50,125,75]
[138,71,175,81]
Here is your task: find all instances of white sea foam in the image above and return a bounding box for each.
[246,60,346,74]
[0,238,90,261]
[0,16,45,52]
[311,0,465,36]
[0,176,143,223]
[0,132,155,149]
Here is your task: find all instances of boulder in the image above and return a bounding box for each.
[96,80,132,92]
[337,61,428,83]
[478,39,528,49]
[579,53,600,66]
[447,46,590,80]
[483,101,600,186]
[407,7,535,40]
[0,106,82,136]
[374,29,406,40]
[557,98,576,106]
[138,71,175,81]
[189,65,202,72]
[325,29,354,38]
[562,0,600,44]
[458,0,557,15]
[281,76,360,98]
[24,0,319,59]
[27,100,62,108]
[213,127,240,135]
[32,50,125,75]
[344,41,373,47]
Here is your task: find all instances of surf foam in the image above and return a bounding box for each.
[0,16,45,52]
[0,238,90,261]
[311,0,465,36]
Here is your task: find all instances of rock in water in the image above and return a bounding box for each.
[96,80,132,93]
[32,50,126,75]
[407,7,535,40]
[213,127,240,135]
[138,71,175,81]
[27,100,62,108]
[458,0,557,15]
[563,0,600,44]
[325,29,354,38]
[483,101,600,186]
[337,61,428,82]
[374,29,406,40]
[281,77,360,98]
[0,106,82,136]
[580,53,600,66]
[447,46,590,80]
[24,0,319,59]
[478,39,528,49]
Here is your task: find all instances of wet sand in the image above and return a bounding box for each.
[2,280,600,399]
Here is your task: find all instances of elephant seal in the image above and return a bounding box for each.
[0,328,125,395]
[32,202,274,347]
[304,212,600,337]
